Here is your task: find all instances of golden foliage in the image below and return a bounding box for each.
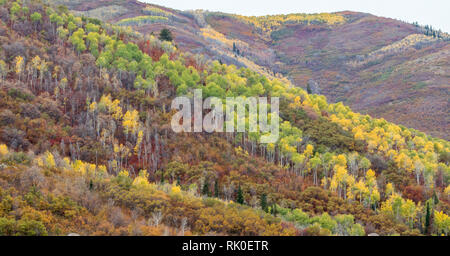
[0,144,8,156]
[234,13,346,34]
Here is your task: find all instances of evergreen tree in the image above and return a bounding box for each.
[307,83,312,94]
[260,193,268,212]
[433,191,439,205]
[425,201,431,234]
[214,179,219,198]
[159,28,173,42]
[202,179,210,196]
[270,203,278,216]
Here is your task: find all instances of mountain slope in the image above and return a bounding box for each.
[0,0,449,236]
[54,0,450,139]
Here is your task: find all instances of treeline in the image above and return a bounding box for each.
[0,144,294,235]
[116,15,169,27]
[412,21,450,41]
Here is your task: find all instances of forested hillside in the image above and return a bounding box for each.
[0,0,449,236]
[51,0,450,140]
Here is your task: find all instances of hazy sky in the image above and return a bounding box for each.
[141,0,450,33]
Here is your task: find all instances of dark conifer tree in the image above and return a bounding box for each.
[237,185,244,204]
[159,28,173,42]
[260,193,268,212]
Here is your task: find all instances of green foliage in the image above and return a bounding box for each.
[16,219,48,236]
[10,2,21,16]
[117,15,169,26]
[86,22,100,33]
[8,88,34,101]
[86,31,100,57]
[67,21,77,32]
[202,180,210,196]
[30,12,42,23]
[237,185,244,204]
[279,206,365,236]
[2,152,31,165]
[0,217,16,235]
[70,28,87,53]
[260,193,268,212]
[233,12,346,35]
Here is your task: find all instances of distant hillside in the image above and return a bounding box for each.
[51,0,450,140]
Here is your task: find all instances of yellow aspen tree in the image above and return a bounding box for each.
[31,55,41,67]
[367,140,378,153]
[86,163,97,176]
[99,95,123,120]
[72,160,87,175]
[401,199,418,228]
[60,77,68,91]
[310,154,322,185]
[321,177,328,189]
[365,169,377,207]
[38,59,48,85]
[111,99,123,120]
[394,152,413,172]
[63,157,71,170]
[133,169,152,190]
[352,126,365,141]
[54,85,60,100]
[123,109,139,135]
[386,149,397,160]
[334,154,347,167]
[346,175,356,201]
[134,130,144,154]
[304,144,314,158]
[97,165,107,177]
[355,179,368,203]
[329,178,338,193]
[14,56,24,81]
[381,193,403,221]
[412,136,425,149]
[30,55,41,86]
[0,59,7,82]
[370,187,380,210]
[89,101,97,112]
[423,141,435,153]
[171,184,182,195]
[444,185,450,200]
[332,165,349,198]
[434,142,444,153]
[0,144,8,156]
[385,182,394,197]
[413,157,424,185]
[45,151,56,169]
[434,211,450,236]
